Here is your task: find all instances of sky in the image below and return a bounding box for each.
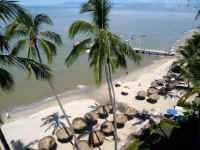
[18,0,190,6]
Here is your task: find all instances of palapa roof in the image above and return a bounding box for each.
[56,127,72,140]
[137,90,147,97]
[73,140,92,150]
[101,121,114,134]
[72,117,87,130]
[89,131,105,146]
[85,111,98,121]
[104,104,113,113]
[97,105,107,115]
[116,114,128,124]
[156,79,165,85]
[147,88,158,95]
[125,107,137,116]
[151,81,159,88]
[149,94,160,100]
[38,136,56,150]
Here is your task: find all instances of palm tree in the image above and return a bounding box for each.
[6,11,80,149]
[0,1,53,150]
[65,0,141,149]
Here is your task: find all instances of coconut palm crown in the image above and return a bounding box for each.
[6,11,62,64]
[66,0,141,85]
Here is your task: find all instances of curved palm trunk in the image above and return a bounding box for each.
[0,128,10,150]
[105,64,118,150]
[34,43,80,150]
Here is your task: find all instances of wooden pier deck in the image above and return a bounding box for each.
[73,42,175,56]
[133,48,174,56]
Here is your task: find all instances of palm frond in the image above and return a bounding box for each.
[0,33,9,52]
[68,20,97,39]
[10,37,26,56]
[89,40,104,85]
[14,57,52,80]
[28,43,37,59]
[38,38,57,64]
[80,1,94,13]
[40,31,62,46]
[110,33,141,64]
[195,9,200,20]
[65,38,91,67]
[34,13,53,27]
[5,22,28,40]
[80,0,111,29]
[0,54,17,65]
[0,0,24,23]
[0,68,14,91]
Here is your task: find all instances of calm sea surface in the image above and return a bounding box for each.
[0,2,199,112]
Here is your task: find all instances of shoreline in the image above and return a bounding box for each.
[2,27,194,122]
[1,28,195,150]
[2,57,167,122]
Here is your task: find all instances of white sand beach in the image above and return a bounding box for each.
[1,57,178,150]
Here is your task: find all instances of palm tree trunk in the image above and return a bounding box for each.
[0,128,10,150]
[105,64,118,150]
[107,63,118,150]
[34,42,80,150]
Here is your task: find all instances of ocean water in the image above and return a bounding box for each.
[0,2,199,112]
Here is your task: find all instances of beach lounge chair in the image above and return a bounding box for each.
[121,88,129,96]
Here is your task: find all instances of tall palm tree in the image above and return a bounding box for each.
[0,1,53,150]
[65,0,141,149]
[6,11,80,149]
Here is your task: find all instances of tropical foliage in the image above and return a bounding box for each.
[170,32,200,100]
[65,0,141,149]
[6,11,62,64]
[0,1,52,92]
[0,0,23,23]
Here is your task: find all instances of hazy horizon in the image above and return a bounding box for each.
[19,0,199,7]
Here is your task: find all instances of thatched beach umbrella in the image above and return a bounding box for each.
[136,90,147,100]
[156,79,165,86]
[116,114,128,128]
[56,127,72,143]
[38,136,57,150]
[147,88,158,95]
[72,117,87,133]
[97,105,108,118]
[85,111,98,125]
[73,140,92,150]
[89,131,105,147]
[151,81,159,88]
[147,94,160,104]
[125,107,137,119]
[101,121,114,136]
[104,104,113,114]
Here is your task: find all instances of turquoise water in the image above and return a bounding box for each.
[0,2,199,112]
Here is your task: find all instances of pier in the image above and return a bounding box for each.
[73,42,175,56]
[133,48,175,56]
